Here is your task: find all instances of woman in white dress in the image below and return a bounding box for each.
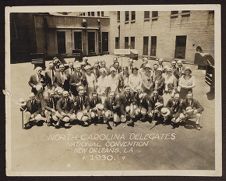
[178,67,195,99]
[128,66,142,93]
[96,68,108,103]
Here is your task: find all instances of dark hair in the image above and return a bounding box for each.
[196,46,203,53]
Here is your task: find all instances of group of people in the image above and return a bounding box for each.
[19,56,204,130]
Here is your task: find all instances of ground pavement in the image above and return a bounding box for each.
[7,55,215,173]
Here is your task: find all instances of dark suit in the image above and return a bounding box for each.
[23,99,42,115]
[166,98,183,118]
[45,69,56,88]
[54,71,70,90]
[56,98,74,114]
[120,92,135,115]
[69,71,87,95]
[28,74,46,94]
[150,95,164,109]
[74,95,90,112]
[89,96,102,109]
[181,99,204,113]
[104,96,121,114]
[136,95,152,111]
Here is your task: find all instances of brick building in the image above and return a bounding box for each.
[109,10,214,63]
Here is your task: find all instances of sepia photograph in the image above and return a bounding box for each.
[5,5,222,176]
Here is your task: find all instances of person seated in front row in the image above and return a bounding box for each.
[119,86,135,126]
[104,91,121,128]
[42,90,59,126]
[55,91,76,128]
[181,92,204,130]
[166,93,184,128]
[73,86,90,126]
[20,93,46,129]
[135,92,153,122]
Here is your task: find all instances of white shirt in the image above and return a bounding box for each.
[96,76,108,95]
[129,74,142,91]
[86,73,96,88]
[106,74,119,92]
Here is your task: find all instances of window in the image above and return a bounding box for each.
[117,11,120,22]
[88,12,91,16]
[101,11,104,16]
[125,11,129,23]
[57,31,66,54]
[91,12,95,16]
[130,37,135,49]
[171,11,179,18]
[181,10,190,17]
[143,36,149,55]
[125,37,129,49]
[115,37,120,49]
[83,13,85,16]
[150,36,157,56]
[144,11,150,21]
[97,11,100,16]
[131,11,136,22]
[152,11,158,20]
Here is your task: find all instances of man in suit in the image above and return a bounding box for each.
[28,66,46,95]
[181,92,204,130]
[20,93,45,129]
[45,62,56,90]
[119,86,135,126]
[104,91,121,127]
[54,64,69,90]
[55,91,75,128]
[43,90,59,126]
[166,93,184,128]
[69,63,87,96]
[73,86,90,126]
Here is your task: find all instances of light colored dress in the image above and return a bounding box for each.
[178,75,195,98]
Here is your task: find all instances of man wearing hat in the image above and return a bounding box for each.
[181,93,204,130]
[20,93,45,129]
[84,65,96,96]
[141,63,154,95]
[104,91,121,127]
[73,86,90,126]
[55,91,75,128]
[160,107,171,123]
[111,61,122,74]
[28,66,46,95]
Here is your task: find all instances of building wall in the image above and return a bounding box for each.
[34,15,110,57]
[109,11,214,63]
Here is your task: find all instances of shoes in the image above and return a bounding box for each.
[195,124,202,130]
[24,122,33,129]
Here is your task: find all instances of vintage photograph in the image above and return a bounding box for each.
[5,5,221,176]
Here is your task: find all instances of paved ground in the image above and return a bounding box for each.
[8,55,215,173]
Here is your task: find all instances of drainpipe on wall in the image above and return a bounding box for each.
[43,16,48,57]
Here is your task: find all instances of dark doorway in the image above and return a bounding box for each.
[74,32,82,50]
[150,36,157,56]
[88,32,96,54]
[57,31,66,54]
[102,32,109,53]
[175,36,187,59]
[143,36,149,55]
